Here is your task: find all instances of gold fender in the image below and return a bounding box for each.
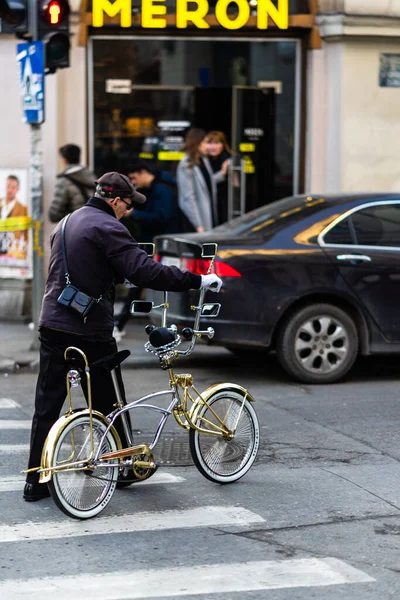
[189,382,256,424]
[39,409,122,483]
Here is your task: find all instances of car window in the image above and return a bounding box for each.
[323,218,353,245]
[213,195,327,238]
[352,204,400,247]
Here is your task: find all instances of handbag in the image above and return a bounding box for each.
[57,214,102,323]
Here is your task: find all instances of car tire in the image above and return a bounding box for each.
[276,303,358,384]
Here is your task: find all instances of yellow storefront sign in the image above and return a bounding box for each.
[93,0,289,30]
[239,143,255,152]
[158,151,185,161]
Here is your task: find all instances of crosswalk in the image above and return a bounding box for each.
[0,395,376,598]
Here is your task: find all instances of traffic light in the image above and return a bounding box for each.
[0,0,28,36]
[37,0,70,73]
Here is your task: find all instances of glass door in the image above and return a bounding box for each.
[229,86,275,220]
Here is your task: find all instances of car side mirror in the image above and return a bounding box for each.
[201,243,218,259]
[201,303,221,318]
[138,243,155,257]
[130,300,154,314]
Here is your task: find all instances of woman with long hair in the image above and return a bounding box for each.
[177,128,223,232]
[205,130,232,225]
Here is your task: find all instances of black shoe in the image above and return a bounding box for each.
[23,482,51,502]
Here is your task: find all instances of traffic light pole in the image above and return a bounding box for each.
[28,0,45,350]
[30,123,44,350]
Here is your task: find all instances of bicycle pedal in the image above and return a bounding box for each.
[134,460,156,470]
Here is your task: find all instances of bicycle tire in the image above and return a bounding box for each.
[189,389,259,484]
[48,414,119,519]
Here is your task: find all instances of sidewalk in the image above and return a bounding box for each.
[0,316,154,374]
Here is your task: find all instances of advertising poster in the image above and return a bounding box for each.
[0,169,31,279]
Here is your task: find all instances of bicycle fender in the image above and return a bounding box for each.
[189,383,256,424]
[201,383,256,402]
[39,409,122,484]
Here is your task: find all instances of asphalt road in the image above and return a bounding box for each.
[1,327,400,599]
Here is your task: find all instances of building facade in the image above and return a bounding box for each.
[1,0,400,315]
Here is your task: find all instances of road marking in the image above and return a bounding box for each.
[0,420,31,429]
[0,557,375,599]
[0,472,186,492]
[0,444,29,453]
[0,398,20,409]
[0,506,265,543]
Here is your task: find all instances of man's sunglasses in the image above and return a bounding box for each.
[120,198,134,209]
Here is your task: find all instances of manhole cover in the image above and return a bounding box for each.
[136,434,193,466]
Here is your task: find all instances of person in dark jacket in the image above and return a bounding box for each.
[112,163,182,341]
[48,144,96,223]
[127,162,181,242]
[24,171,222,502]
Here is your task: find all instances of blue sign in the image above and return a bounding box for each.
[16,41,45,124]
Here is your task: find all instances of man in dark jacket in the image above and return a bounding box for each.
[127,162,180,242]
[113,163,182,341]
[24,171,222,501]
[48,144,96,223]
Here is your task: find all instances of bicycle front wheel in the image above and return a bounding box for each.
[48,414,119,519]
[189,389,259,484]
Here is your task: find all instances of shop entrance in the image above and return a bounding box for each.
[93,84,275,222]
[90,38,300,218]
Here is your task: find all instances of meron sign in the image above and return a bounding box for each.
[92,0,289,30]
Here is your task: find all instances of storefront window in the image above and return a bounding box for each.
[91,37,299,207]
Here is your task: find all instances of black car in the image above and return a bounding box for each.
[148,193,400,384]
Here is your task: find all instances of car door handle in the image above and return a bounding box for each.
[336,254,372,262]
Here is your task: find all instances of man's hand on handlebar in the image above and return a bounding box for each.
[200,274,223,293]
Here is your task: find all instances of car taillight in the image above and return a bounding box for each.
[154,254,161,262]
[180,258,242,278]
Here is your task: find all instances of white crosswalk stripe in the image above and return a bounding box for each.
[0,505,265,543]
[0,420,31,429]
[0,557,375,599]
[0,472,185,492]
[0,398,20,409]
[0,443,29,453]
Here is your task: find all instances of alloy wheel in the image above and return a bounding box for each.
[294,315,349,375]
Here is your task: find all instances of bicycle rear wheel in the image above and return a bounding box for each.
[48,414,119,519]
[189,389,259,484]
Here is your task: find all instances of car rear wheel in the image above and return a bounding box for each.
[276,303,358,384]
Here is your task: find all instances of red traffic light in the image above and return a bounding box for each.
[39,0,69,25]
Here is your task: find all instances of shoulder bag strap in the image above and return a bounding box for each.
[60,213,72,285]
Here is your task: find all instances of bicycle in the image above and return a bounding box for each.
[27,243,260,519]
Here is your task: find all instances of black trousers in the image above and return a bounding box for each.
[26,327,130,484]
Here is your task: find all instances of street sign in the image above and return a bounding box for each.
[16,41,45,123]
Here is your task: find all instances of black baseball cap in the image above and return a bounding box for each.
[95,172,146,204]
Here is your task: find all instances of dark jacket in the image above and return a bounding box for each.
[130,171,180,242]
[40,197,201,340]
[48,165,96,223]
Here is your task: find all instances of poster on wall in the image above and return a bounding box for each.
[0,169,31,279]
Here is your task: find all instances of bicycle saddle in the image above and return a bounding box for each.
[91,349,131,371]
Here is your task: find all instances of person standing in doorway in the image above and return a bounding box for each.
[206,131,232,225]
[177,128,221,233]
[48,144,96,223]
